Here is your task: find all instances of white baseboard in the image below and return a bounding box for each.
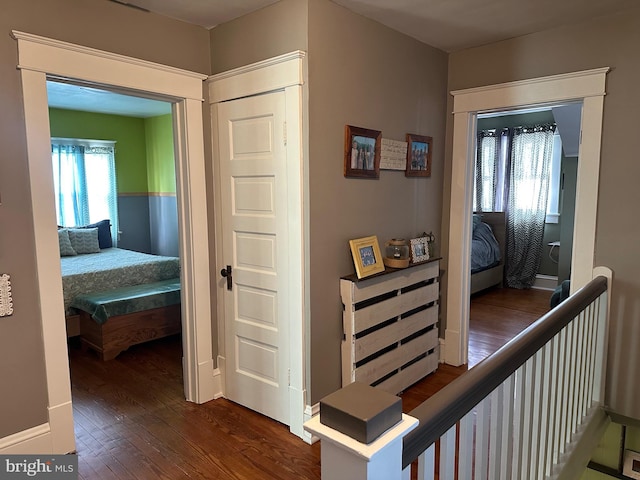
[0,400,76,454]
[533,274,558,291]
[216,355,226,400]
[0,424,51,454]
[212,368,223,400]
[303,404,320,444]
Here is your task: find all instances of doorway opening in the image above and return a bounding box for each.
[48,79,187,416]
[466,104,581,366]
[443,67,609,367]
[15,30,215,452]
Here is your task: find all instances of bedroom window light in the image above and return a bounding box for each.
[51,138,118,245]
[546,131,562,224]
[474,125,560,222]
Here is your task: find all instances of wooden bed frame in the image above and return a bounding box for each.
[79,304,181,360]
[470,211,506,295]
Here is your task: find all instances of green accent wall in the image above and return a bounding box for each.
[49,108,148,193]
[144,114,176,193]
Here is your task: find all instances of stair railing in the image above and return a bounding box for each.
[305,268,612,480]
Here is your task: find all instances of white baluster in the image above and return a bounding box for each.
[511,365,525,478]
[538,343,552,478]
[475,398,490,480]
[488,384,503,480]
[458,408,474,479]
[439,425,457,480]
[417,444,435,480]
[498,376,515,479]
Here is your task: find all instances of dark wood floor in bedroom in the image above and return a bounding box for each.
[68,286,551,480]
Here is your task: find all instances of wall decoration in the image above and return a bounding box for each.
[344,125,382,178]
[380,138,408,170]
[405,133,433,177]
[624,450,640,479]
[349,235,385,279]
[0,274,13,317]
[409,237,430,264]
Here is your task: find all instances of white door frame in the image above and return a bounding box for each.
[207,51,308,440]
[9,31,216,454]
[444,67,609,366]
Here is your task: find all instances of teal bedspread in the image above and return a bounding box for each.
[70,278,181,324]
[61,248,180,315]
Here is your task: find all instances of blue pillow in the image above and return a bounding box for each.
[80,219,112,249]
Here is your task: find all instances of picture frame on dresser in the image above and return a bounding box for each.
[409,236,430,263]
[348,235,385,279]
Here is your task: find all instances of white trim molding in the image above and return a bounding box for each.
[12,31,215,453]
[445,67,609,366]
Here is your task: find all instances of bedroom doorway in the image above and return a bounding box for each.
[15,31,216,452]
[48,79,185,373]
[443,67,609,367]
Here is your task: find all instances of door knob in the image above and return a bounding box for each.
[220,265,232,291]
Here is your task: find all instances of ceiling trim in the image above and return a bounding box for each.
[12,30,206,101]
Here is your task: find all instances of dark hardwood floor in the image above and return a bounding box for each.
[467,286,550,367]
[68,286,551,479]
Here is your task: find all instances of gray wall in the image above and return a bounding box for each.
[447,6,640,420]
[149,195,179,258]
[118,195,178,257]
[307,0,448,403]
[0,0,210,438]
[209,0,448,404]
[117,195,152,254]
[209,0,308,74]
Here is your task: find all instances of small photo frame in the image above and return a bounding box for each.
[349,235,385,279]
[405,133,432,177]
[623,450,640,479]
[410,237,430,263]
[345,125,382,178]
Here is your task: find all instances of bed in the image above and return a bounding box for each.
[61,247,181,316]
[61,246,182,358]
[470,211,505,295]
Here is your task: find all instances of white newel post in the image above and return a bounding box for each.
[304,413,418,480]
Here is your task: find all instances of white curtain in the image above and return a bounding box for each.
[474,124,556,288]
[505,125,556,288]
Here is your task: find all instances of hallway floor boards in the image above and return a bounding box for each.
[69,286,551,479]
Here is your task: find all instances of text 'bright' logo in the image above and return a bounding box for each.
[3,457,75,477]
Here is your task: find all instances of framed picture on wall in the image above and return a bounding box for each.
[405,133,432,177]
[349,235,385,279]
[623,450,640,479]
[344,125,382,178]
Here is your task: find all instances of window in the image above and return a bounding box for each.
[51,138,118,245]
[473,126,561,224]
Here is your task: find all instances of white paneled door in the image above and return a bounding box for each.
[217,91,290,425]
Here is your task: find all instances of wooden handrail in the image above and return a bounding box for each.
[402,276,608,469]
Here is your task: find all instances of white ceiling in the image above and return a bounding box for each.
[116,0,639,53]
[54,0,638,117]
[47,81,171,118]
